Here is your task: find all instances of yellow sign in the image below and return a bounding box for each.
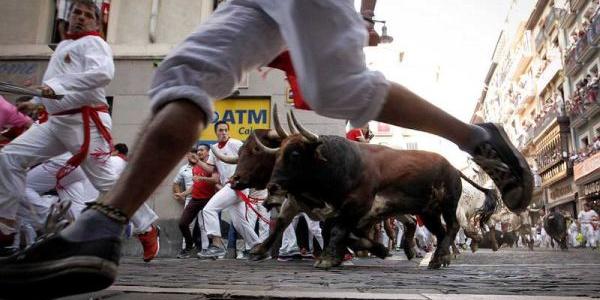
[198,97,271,142]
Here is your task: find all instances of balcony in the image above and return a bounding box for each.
[537,58,563,94]
[575,29,594,63]
[541,161,568,187]
[533,109,558,139]
[564,46,580,76]
[591,11,600,45]
[543,8,561,35]
[574,151,600,184]
[535,28,546,52]
[570,0,586,12]
[510,32,534,80]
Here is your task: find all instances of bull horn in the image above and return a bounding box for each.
[286,112,299,135]
[289,110,319,142]
[252,131,279,154]
[528,208,541,213]
[272,104,288,138]
[210,145,238,164]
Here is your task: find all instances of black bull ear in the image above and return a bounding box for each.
[314,143,328,162]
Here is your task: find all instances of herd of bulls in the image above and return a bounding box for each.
[210,105,568,270]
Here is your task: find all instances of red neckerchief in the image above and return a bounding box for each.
[116,153,128,162]
[268,51,311,110]
[217,138,229,149]
[65,31,101,40]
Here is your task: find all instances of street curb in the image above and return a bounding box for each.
[109,285,592,300]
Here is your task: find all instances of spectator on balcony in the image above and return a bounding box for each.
[554,91,566,116]
[586,74,598,104]
[568,31,579,50]
[593,136,600,152]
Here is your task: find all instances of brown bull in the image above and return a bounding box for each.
[262,111,498,269]
[215,105,418,261]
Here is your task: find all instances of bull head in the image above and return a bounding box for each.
[289,110,319,142]
[210,144,238,164]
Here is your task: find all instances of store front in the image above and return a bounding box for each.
[546,176,578,218]
[574,151,600,213]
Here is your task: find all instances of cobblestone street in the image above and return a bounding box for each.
[61,248,600,299]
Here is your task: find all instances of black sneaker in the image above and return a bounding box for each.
[197,245,225,259]
[470,123,533,213]
[177,247,193,259]
[0,233,121,299]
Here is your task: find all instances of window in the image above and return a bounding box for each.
[579,134,590,150]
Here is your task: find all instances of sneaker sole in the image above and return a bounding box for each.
[0,256,117,299]
[479,123,534,213]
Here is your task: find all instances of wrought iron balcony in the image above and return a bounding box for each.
[591,11,600,45]
[575,29,593,63]
[564,46,580,76]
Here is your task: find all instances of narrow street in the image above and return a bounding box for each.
[62,248,600,299]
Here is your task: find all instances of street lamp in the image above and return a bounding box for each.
[373,20,394,44]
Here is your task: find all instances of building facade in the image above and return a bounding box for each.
[472,0,600,217]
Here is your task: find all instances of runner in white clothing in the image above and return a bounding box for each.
[578,203,599,249]
[0,1,115,248]
[198,121,262,258]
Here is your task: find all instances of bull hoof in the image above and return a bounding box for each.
[427,259,442,269]
[249,245,269,261]
[371,242,389,259]
[470,243,479,253]
[442,254,451,267]
[404,245,416,260]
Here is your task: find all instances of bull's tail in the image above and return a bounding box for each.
[458,172,500,228]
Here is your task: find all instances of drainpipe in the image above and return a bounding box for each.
[149,0,160,43]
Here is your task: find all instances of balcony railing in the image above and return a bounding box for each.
[533,109,558,139]
[564,45,580,75]
[570,0,585,12]
[537,58,563,93]
[591,11,600,45]
[575,30,593,62]
[544,8,558,35]
[535,28,546,52]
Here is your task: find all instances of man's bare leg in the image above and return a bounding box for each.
[376,82,533,213]
[105,100,206,216]
[376,82,478,147]
[0,100,208,298]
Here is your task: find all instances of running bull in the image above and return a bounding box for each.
[214,106,418,261]
[260,111,497,269]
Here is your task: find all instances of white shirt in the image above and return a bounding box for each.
[578,210,599,224]
[173,163,195,202]
[207,138,243,185]
[108,155,127,175]
[36,35,114,114]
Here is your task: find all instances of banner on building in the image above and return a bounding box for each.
[198,96,271,143]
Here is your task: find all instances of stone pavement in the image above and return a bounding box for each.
[60,248,600,299]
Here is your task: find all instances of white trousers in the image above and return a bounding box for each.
[0,113,115,226]
[581,223,597,247]
[279,213,323,255]
[245,201,270,246]
[24,158,90,218]
[201,184,259,248]
[149,0,389,128]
